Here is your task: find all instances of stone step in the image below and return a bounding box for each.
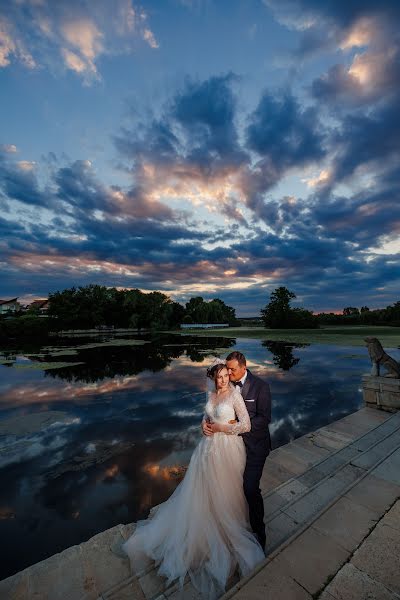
[318,498,400,600]
[263,412,400,555]
[263,411,400,505]
[258,407,390,492]
[222,452,400,599]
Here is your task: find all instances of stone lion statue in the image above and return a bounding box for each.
[365,337,400,378]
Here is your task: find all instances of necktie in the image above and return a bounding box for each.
[234,381,243,388]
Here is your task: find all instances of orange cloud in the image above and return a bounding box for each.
[139,161,248,220]
[340,17,375,50]
[348,48,395,92]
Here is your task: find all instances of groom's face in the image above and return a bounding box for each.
[226,359,246,382]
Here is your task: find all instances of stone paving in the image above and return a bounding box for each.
[223,411,400,600]
[318,499,400,600]
[1,406,399,600]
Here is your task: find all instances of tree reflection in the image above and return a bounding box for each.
[262,340,309,370]
[39,335,235,383]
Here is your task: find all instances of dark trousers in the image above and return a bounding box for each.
[243,441,269,548]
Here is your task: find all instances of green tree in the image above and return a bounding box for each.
[0,315,50,340]
[261,287,318,329]
[48,285,184,330]
[260,287,296,328]
[343,307,359,316]
[184,296,238,325]
[384,301,400,326]
[185,296,209,323]
[48,285,109,328]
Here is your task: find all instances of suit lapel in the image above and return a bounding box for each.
[241,370,253,399]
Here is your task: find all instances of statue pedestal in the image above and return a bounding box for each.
[362,375,400,412]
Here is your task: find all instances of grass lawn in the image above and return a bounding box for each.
[174,325,400,347]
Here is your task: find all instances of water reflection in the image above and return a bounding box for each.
[261,341,309,370]
[36,335,235,383]
[0,334,371,581]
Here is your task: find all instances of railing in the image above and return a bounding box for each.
[180,323,229,329]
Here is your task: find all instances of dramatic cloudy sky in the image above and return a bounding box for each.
[1,0,399,315]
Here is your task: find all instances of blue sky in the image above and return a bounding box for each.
[1,0,399,315]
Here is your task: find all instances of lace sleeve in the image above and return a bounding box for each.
[226,389,251,435]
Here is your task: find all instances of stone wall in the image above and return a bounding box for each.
[362,375,400,412]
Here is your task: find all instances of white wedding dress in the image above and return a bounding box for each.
[122,384,264,599]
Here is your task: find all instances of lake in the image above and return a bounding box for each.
[0,332,378,580]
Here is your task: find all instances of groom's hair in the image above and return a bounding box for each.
[226,351,246,366]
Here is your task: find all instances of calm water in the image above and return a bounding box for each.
[0,333,375,580]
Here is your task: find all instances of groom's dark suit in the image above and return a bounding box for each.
[237,369,271,550]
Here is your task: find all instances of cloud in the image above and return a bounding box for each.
[1,59,399,314]
[294,1,400,209]
[2,141,397,311]
[0,151,48,207]
[115,77,328,229]
[0,144,18,154]
[312,168,400,247]
[264,0,400,66]
[143,28,159,49]
[114,75,251,222]
[171,74,244,164]
[264,0,400,38]
[240,91,326,220]
[0,0,158,82]
[339,16,377,50]
[0,19,15,67]
[312,45,400,106]
[0,15,36,68]
[246,91,325,168]
[327,97,400,183]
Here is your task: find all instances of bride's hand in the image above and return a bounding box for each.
[202,421,214,436]
[209,422,230,433]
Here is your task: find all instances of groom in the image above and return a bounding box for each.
[203,351,271,551]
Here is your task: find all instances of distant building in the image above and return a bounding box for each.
[28,299,49,314]
[0,298,21,314]
[180,323,229,329]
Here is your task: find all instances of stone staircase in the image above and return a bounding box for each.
[223,409,400,599]
[261,409,400,558]
[2,407,399,600]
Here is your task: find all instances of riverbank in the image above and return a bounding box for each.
[174,325,400,347]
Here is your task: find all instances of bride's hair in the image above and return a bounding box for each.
[206,363,227,390]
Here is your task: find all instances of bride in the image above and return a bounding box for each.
[122,359,265,598]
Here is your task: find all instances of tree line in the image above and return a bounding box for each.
[316,303,400,326]
[1,283,399,340]
[46,286,239,329]
[0,285,239,338]
[260,286,400,328]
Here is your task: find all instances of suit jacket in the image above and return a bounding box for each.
[239,369,271,453]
